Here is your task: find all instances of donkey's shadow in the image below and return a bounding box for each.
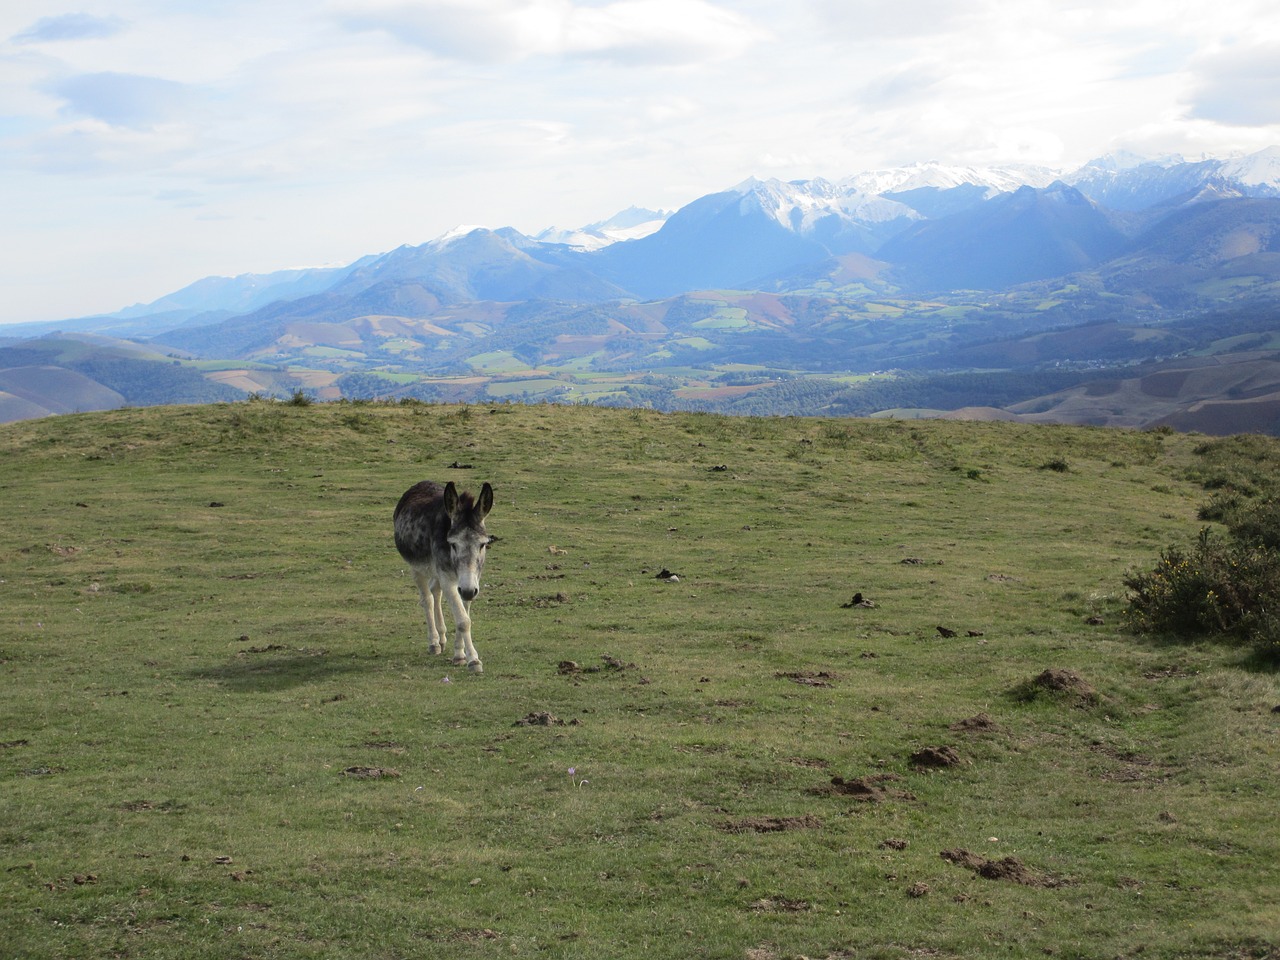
[185,649,377,693]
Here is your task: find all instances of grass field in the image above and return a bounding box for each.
[1,401,1278,959]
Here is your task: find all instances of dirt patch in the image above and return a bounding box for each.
[940,848,1061,887]
[515,593,571,608]
[1013,668,1099,706]
[558,655,637,675]
[776,670,837,688]
[119,799,183,813]
[985,573,1022,583]
[749,896,811,913]
[880,837,909,850]
[1143,666,1197,681]
[342,766,400,779]
[1091,744,1164,783]
[783,757,831,769]
[514,711,580,727]
[814,774,916,803]
[719,815,822,834]
[949,713,1002,733]
[909,745,964,769]
[239,643,288,654]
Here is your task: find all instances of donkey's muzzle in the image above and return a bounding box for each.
[459,586,479,602]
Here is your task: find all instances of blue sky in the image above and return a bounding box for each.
[2,0,1279,324]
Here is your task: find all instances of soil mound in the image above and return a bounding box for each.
[940,848,1061,887]
[719,815,822,834]
[342,766,400,779]
[1014,668,1099,706]
[816,774,916,802]
[909,745,964,768]
[514,711,580,727]
[949,713,1002,733]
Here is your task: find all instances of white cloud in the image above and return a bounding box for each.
[12,13,128,44]
[561,0,763,64]
[338,0,762,65]
[51,71,191,127]
[1187,41,1280,127]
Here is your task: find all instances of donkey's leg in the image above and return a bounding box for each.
[428,576,448,655]
[413,569,445,654]
[443,586,481,673]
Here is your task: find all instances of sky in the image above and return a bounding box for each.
[2,0,1280,325]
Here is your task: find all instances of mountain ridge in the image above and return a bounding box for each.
[15,146,1271,333]
[7,147,1280,433]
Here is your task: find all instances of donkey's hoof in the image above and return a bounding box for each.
[452,656,468,666]
[467,659,484,674]
[428,643,443,655]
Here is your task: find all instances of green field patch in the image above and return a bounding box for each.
[1199,331,1280,355]
[296,346,366,359]
[673,337,716,350]
[692,307,750,330]
[559,352,604,371]
[1194,276,1263,298]
[190,359,278,372]
[485,378,566,398]
[379,337,426,355]
[863,301,905,316]
[466,350,530,373]
[673,383,766,400]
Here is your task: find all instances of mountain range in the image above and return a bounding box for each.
[4,147,1280,430]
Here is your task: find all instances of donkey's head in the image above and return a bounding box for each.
[444,481,494,602]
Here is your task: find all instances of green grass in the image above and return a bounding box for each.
[1,401,1278,959]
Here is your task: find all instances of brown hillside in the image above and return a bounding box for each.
[998,352,1280,433]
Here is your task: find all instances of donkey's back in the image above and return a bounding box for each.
[393,481,450,566]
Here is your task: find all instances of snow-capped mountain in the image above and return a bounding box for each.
[729,176,919,230]
[1064,147,1280,210]
[1218,146,1280,194]
[29,146,1280,340]
[535,206,671,250]
[843,160,1058,197]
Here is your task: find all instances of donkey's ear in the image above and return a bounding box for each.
[443,481,459,516]
[477,482,494,519]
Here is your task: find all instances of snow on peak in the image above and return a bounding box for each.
[1074,151,1186,174]
[843,161,1057,196]
[1219,146,1280,189]
[434,224,491,244]
[536,207,670,250]
[731,176,918,230]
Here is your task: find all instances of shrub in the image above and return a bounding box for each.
[1129,433,1280,658]
[1124,528,1280,656]
[1226,498,1280,550]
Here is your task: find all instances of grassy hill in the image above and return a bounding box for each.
[1,401,1277,959]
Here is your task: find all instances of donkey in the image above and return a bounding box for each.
[393,480,495,673]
